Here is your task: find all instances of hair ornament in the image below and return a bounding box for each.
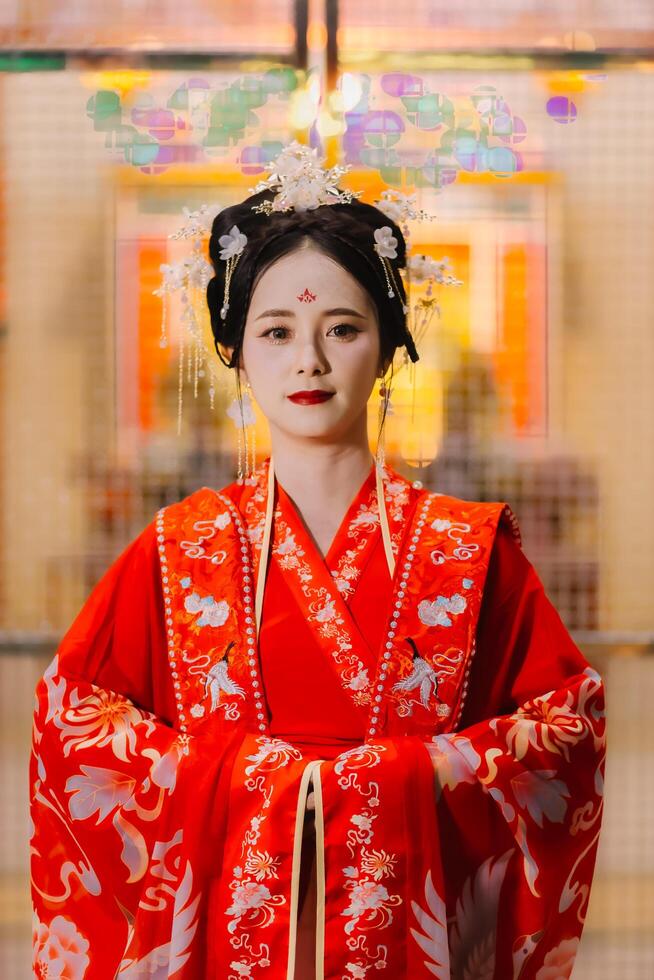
[373,226,399,260]
[247,139,362,214]
[217,224,248,320]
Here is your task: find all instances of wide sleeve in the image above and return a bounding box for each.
[421,519,607,979]
[29,521,243,979]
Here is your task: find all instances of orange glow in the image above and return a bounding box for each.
[138,243,170,431]
[495,243,547,434]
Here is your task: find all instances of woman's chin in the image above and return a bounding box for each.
[270,416,355,444]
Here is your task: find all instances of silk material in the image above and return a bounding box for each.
[29,458,606,979]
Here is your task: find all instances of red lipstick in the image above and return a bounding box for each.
[287,390,335,405]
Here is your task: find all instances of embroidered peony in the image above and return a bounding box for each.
[184,591,229,628]
[315,599,337,623]
[343,881,390,917]
[348,668,370,691]
[418,592,467,627]
[226,881,272,918]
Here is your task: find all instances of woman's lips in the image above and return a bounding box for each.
[287,390,335,405]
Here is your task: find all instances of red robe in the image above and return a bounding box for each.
[30,457,606,979]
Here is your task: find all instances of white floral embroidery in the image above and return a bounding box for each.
[183,590,230,628]
[244,849,281,881]
[418,592,467,627]
[335,743,401,970]
[348,668,370,691]
[226,882,273,922]
[224,738,302,967]
[315,599,336,623]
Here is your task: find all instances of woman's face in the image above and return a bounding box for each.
[234,244,385,445]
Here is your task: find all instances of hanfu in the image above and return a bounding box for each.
[30,457,606,979]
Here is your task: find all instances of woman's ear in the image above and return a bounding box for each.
[219,345,248,383]
[218,342,233,365]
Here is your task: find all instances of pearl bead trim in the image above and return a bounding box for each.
[450,635,476,729]
[156,495,269,735]
[365,491,434,740]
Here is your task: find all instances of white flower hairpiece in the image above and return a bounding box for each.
[374,189,434,228]
[407,253,464,287]
[218,225,248,260]
[248,139,363,214]
[169,204,222,240]
[373,226,398,259]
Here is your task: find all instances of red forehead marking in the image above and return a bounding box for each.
[297,288,317,303]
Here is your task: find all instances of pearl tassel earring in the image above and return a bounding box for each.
[226,379,257,484]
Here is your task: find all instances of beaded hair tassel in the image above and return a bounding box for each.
[226,382,257,484]
[376,378,393,471]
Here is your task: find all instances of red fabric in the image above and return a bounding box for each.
[29,462,606,979]
[47,484,557,749]
[259,473,544,756]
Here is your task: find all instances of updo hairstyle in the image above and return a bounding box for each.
[205,188,419,372]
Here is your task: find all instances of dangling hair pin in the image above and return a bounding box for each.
[218,225,248,321]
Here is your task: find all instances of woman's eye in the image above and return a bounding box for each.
[263,326,289,343]
[329,323,359,339]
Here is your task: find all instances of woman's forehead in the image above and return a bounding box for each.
[251,248,370,307]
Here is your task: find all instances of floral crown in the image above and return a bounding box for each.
[154,140,462,433]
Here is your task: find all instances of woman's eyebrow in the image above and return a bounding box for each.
[255,306,367,320]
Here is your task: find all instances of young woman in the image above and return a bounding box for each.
[30,170,606,979]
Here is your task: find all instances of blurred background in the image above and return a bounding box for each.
[1,0,653,975]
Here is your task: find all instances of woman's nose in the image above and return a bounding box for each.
[295,341,328,375]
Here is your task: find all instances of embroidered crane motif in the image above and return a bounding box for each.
[391,638,439,708]
[204,641,246,712]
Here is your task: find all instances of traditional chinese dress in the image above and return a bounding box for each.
[30,456,606,979]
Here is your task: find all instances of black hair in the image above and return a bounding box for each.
[205,187,419,374]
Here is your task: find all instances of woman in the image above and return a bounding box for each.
[30,151,606,979]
